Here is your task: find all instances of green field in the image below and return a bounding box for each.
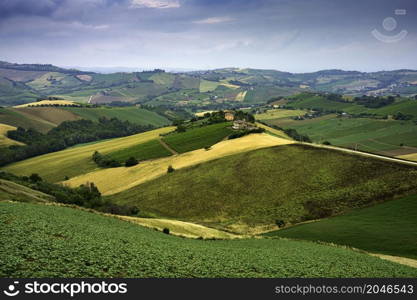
[0,107,56,133]
[162,122,233,153]
[2,127,175,182]
[265,194,417,260]
[267,116,417,154]
[256,109,306,120]
[1,201,416,277]
[109,144,417,233]
[107,139,172,162]
[64,107,170,127]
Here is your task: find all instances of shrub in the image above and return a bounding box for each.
[29,173,42,183]
[125,157,139,167]
[163,228,170,234]
[323,141,331,145]
[167,165,175,173]
[275,219,286,228]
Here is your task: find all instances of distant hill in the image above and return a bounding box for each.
[1,60,416,107]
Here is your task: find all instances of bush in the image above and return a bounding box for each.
[92,151,121,168]
[125,157,139,167]
[323,141,331,145]
[275,219,286,228]
[163,228,170,235]
[29,173,42,183]
[204,146,211,151]
[167,165,175,173]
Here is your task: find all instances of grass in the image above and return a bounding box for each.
[1,201,416,277]
[0,124,23,147]
[399,152,417,162]
[264,194,417,260]
[0,107,56,133]
[2,127,175,182]
[256,109,306,120]
[63,107,171,127]
[162,122,234,153]
[107,139,172,163]
[65,133,293,195]
[109,144,417,233]
[268,116,417,154]
[199,79,221,92]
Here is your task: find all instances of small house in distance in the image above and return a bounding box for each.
[225,111,235,121]
[232,120,258,130]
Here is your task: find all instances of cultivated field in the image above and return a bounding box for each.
[14,99,78,108]
[2,201,416,277]
[0,124,23,147]
[256,109,306,120]
[265,194,417,260]
[109,144,417,233]
[65,133,294,195]
[3,127,175,182]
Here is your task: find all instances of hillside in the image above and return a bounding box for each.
[0,179,54,203]
[0,124,23,147]
[1,201,416,277]
[109,144,417,233]
[64,133,293,195]
[3,127,175,182]
[264,194,417,260]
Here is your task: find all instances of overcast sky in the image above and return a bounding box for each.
[0,0,416,72]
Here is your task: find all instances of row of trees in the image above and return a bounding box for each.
[1,117,153,166]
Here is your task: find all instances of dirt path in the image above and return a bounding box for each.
[301,142,417,167]
[158,138,178,155]
[369,253,417,269]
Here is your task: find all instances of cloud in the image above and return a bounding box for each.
[193,16,235,24]
[130,0,180,9]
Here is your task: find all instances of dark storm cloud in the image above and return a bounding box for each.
[0,0,416,71]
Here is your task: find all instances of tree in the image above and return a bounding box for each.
[29,173,42,183]
[163,228,170,234]
[167,165,175,173]
[125,157,139,167]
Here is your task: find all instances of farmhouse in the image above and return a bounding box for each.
[225,111,235,121]
[232,120,258,130]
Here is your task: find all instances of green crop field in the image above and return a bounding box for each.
[2,127,175,182]
[286,93,354,111]
[264,194,417,260]
[256,109,306,120]
[63,107,170,127]
[1,201,416,277]
[162,122,233,153]
[109,144,417,233]
[267,116,417,154]
[107,139,172,162]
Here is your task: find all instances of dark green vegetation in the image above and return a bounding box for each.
[162,122,233,153]
[265,195,417,260]
[0,118,153,166]
[0,172,139,216]
[109,144,417,230]
[107,139,172,163]
[2,201,416,277]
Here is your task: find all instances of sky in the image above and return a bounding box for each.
[0,0,416,73]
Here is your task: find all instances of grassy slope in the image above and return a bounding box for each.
[14,107,81,126]
[2,127,175,182]
[256,109,306,120]
[1,201,416,277]
[110,144,417,233]
[107,139,172,163]
[63,107,170,127]
[264,194,417,260]
[65,133,292,196]
[0,124,23,147]
[162,122,233,153]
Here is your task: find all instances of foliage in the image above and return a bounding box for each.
[125,157,139,167]
[2,201,417,277]
[92,151,121,168]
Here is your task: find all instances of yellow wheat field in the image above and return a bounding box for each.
[3,127,175,181]
[64,133,295,195]
[235,91,247,101]
[397,153,417,162]
[14,100,79,108]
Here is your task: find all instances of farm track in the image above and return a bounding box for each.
[158,138,178,155]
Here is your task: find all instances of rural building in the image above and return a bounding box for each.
[225,111,235,121]
[232,120,258,130]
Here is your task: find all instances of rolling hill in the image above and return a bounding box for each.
[264,194,417,260]
[1,201,416,277]
[0,124,23,147]
[108,144,417,233]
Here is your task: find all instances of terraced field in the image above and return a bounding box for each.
[2,201,416,277]
[109,144,417,233]
[265,194,417,260]
[2,127,175,182]
[65,133,293,195]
